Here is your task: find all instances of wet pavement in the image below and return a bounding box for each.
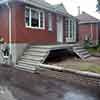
[0,75,99,100]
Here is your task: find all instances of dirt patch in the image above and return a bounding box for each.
[46,57,100,74]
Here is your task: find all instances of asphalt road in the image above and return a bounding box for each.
[0,76,99,100]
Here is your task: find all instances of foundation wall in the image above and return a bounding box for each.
[11,43,28,64]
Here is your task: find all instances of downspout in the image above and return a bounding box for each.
[6,3,12,64]
[74,20,76,42]
[96,23,99,45]
[90,24,93,42]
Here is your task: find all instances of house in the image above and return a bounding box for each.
[0,0,79,65]
[77,12,100,45]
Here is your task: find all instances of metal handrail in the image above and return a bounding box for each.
[0,44,9,64]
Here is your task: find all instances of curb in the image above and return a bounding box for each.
[39,64,100,79]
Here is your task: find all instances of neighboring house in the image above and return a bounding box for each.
[77,12,100,45]
[0,0,78,64]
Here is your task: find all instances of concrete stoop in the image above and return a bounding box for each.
[72,45,91,60]
[16,45,51,72]
[16,44,91,72]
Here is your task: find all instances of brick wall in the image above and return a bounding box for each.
[0,6,9,42]
[79,23,99,44]
[11,3,57,44]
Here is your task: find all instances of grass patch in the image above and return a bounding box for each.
[87,47,100,54]
[87,48,97,53]
[79,66,100,74]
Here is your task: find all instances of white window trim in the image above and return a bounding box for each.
[48,13,52,31]
[29,8,31,27]
[74,20,76,41]
[68,19,70,38]
[39,11,41,28]
[67,18,77,41]
[25,7,45,29]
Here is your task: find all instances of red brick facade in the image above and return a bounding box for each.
[0,6,9,42]
[0,3,70,44]
[11,3,58,44]
[79,23,99,44]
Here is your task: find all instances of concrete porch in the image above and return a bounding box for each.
[29,43,79,50]
[16,43,91,72]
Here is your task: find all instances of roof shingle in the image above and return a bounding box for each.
[0,0,68,15]
[76,12,100,24]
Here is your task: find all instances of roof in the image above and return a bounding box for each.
[0,0,68,16]
[53,3,68,15]
[76,12,100,24]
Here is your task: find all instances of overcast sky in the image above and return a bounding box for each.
[46,0,100,19]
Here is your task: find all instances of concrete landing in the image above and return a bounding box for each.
[16,43,91,72]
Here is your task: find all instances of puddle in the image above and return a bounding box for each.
[0,86,16,100]
[64,90,97,100]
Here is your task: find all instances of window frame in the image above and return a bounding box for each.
[25,7,45,29]
[68,18,76,39]
[25,7,30,27]
[48,13,53,31]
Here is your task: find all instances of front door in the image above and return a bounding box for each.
[57,16,63,43]
[66,19,76,43]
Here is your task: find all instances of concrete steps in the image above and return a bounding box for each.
[16,43,91,72]
[16,45,50,71]
[16,64,36,73]
[24,52,47,57]
[27,48,49,52]
[73,45,91,60]
[21,56,43,61]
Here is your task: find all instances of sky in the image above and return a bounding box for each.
[46,0,100,19]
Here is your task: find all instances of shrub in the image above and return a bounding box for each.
[0,36,4,43]
[84,40,93,49]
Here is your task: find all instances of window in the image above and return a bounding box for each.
[25,7,45,29]
[68,19,76,38]
[25,8,30,26]
[64,18,68,33]
[31,9,39,27]
[40,12,44,28]
[70,20,73,38]
[48,13,52,31]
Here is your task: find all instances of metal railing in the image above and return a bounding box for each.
[0,44,9,64]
